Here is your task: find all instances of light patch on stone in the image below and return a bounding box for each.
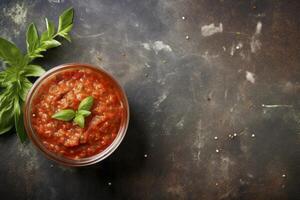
[142,41,172,54]
[201,23,223,37]
[48,0,65,3]
[230,43,236,56]
[201,51,219,61]
[250,37,262,53]
[153,91,168,109]
[152,41,172,53]
[219,156,235,180]
[176,117,185,129]
[192,120,206,161]
[250,21,262,53]
[246,71,255,84]
[4,3,28,25]
[255,21,262,35]
[142,43,151,50]
[236,42,243,50]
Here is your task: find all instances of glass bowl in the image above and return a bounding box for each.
[24,63,129,166]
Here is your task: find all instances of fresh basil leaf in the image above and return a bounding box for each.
[23,65,46,77]
[0,71,5,78]
[13,97,27,142]
[26,23,40,56]
[46,18,56,37]
[25,8,74,63]
[28,52,43,59]
[57,24,73,42]
[41,39,61,49]
[0,124,13,135]
[40,31,48,42]
[74,114,84,128]
[57,8,74,42]
[1,66,20,83]
[34,47,47,53]
[78,96,94,111]
[0,71,5,87]
[0,37,24,66]
[19,77,33,101]
[0,88,15,134]
[77,110,91,117]
[40,18,56,42]
[58,8,74,33]
[52,109,75,121]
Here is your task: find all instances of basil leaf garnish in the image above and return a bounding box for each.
[52,109,76,121]
[77,110,91,117]
[74,114,84,128]
[51,96,94,128]
[78,96,94,111]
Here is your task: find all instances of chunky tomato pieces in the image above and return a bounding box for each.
[31,68,125,159]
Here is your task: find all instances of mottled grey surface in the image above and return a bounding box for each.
[0,0,299,199]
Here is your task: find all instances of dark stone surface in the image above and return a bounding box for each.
[0,0,299,199]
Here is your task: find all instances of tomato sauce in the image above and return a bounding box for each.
[31,68,125,159]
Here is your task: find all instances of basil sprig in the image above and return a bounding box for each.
[0,8,74,142]
[52,96,94,128]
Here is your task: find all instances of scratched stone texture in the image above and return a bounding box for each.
[0,0,299,199]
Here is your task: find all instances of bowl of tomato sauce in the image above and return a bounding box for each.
[24,63,129,166]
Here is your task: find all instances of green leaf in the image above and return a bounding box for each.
[1,66,20,83]
[41,18,56,41]
[57,24,73,42]
[74,114,84,128]
[52,109,75,121]
[0,71,5,87]
[25,8,74,62]
[0,87,15,134]
[0,124,13,135]
[58,8,74,33]
[77,110,91,117]
[78,96,94,111]
[57,8,74,42]
[40,31,48,42]
[23,65,46,77]
[26,23,39,55]
[41,39,61,49]
[61,34,71,42]
[0,37,24,66]
[46,18,55,37]
[14,97,27,142]
[28,52,43,59]
[19,77,33,101]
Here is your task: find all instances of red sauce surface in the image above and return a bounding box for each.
[31,68,125,159]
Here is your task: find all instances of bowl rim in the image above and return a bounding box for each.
[24,63,130,167]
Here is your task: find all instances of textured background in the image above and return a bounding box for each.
[0,0,299,199]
